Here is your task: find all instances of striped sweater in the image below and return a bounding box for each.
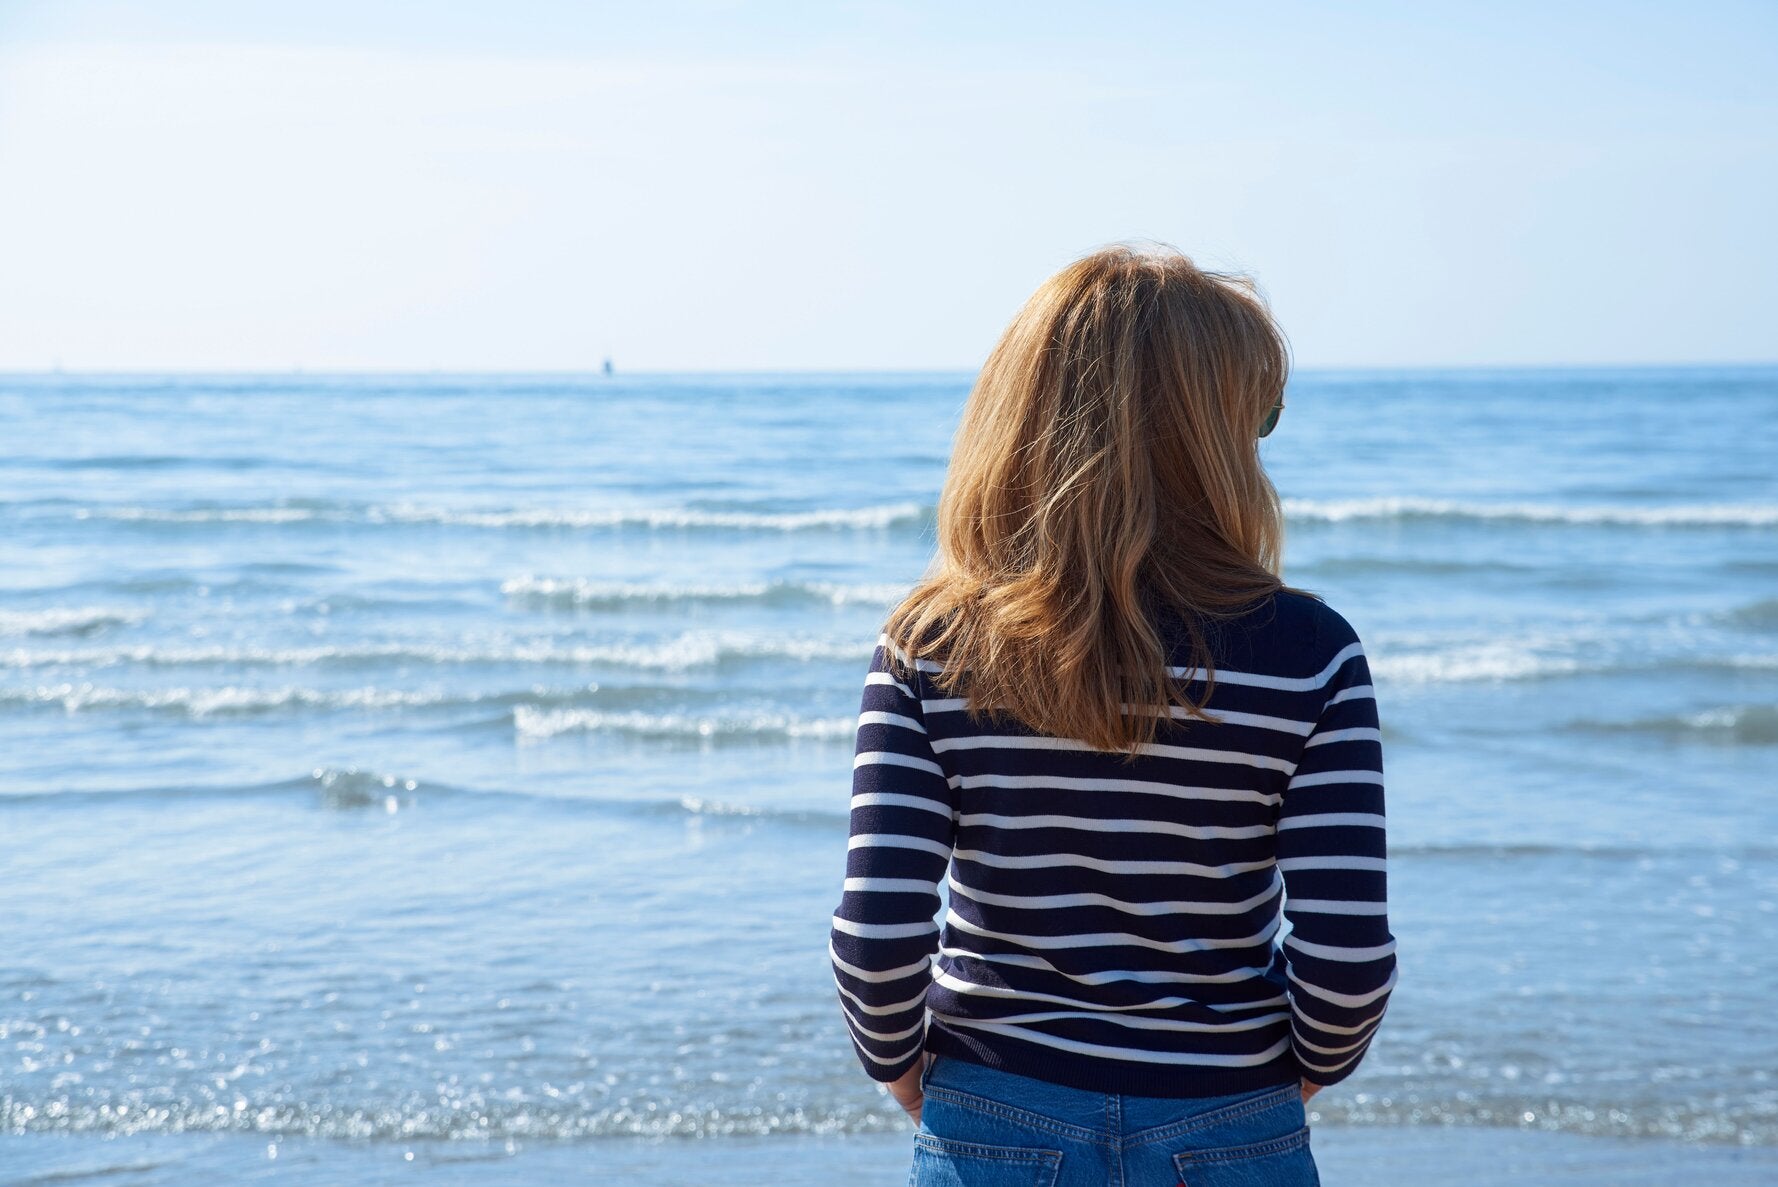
[828,591,1397,1099]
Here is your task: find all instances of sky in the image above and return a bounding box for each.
[0,0,1773,371]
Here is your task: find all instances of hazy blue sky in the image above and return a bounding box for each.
[1,1,1773,371]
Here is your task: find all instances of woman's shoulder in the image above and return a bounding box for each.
[1163,588,1363,678]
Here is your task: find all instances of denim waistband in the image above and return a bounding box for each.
[920,1051,1302,1147]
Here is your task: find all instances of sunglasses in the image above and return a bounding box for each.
[1258,399,1285,439]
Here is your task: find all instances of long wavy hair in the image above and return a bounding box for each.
[881,242,1318,760]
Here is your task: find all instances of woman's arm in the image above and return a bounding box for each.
[1276,625,1399,1088]
[829,634,959,1095]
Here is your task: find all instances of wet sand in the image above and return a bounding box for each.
[4,1125,1774,1185]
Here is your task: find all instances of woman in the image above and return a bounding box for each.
[828,242,1397,1185]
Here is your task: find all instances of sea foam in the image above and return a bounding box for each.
[1284,496,1778,527]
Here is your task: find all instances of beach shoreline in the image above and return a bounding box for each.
[3,1125,1773,1186]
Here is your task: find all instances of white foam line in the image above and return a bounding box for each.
[1284,496,1778,527]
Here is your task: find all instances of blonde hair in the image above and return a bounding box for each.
[882,241,1316,759]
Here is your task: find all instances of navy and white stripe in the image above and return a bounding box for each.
[829,592,1397,1097]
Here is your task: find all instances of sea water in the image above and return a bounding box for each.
[1,369,1774,1183]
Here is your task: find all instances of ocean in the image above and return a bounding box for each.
[1,368,1775,1184]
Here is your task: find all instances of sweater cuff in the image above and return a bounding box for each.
[1298,1032,1378,1089]
[859,1023,927,1084]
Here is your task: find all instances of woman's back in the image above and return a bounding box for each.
[827,241,1395,1182]
[829,588,1397,1098]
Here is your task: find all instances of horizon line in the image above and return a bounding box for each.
[5,359,1777,379]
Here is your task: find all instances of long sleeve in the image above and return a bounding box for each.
[1276,624,1399,1088]
[829,632,958,1083]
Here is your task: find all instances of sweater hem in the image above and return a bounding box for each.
[923,1018,1303,1100]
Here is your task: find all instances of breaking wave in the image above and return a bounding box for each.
[1562,704,1778,746]
[0,1079,1771,1145]
[513,706,855,741]
[501,576,909,609]
[71,500,931,532]
[1284,496,1778,528]
[0,607,143,637]
[0,632,874,672]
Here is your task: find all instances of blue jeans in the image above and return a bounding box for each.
[908,1053,1320,1186]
